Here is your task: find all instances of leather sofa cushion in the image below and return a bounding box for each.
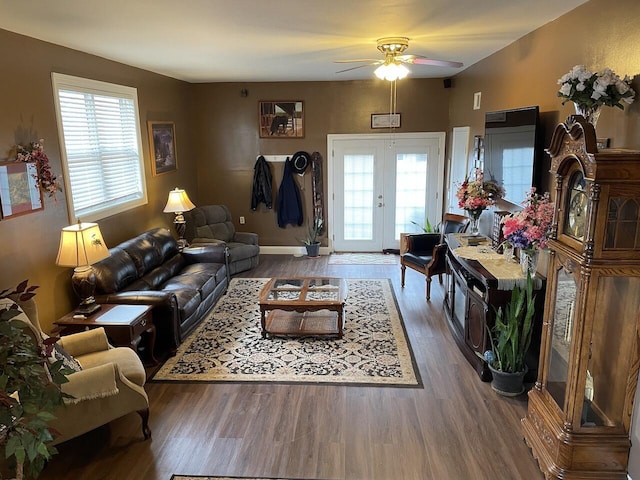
[93,249,138,294]
[160,285,200,322]
[120,235,162,277]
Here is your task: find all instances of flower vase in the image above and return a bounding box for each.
[467,209,483,236]
[520,249,539,276]
[574,102,602,128]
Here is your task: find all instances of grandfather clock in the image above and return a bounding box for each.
[522,116,640,479]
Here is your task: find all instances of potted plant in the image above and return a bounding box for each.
[1,281,70,479]
[300,215,323,257]
[480,272,536,396]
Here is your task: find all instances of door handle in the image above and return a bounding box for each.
[378,203,384,207]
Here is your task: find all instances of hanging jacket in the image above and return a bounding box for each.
[251,155,273,210]
[277,158,303,228]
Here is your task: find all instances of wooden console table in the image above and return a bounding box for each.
[55,304,157,366]
[443,234,545,381]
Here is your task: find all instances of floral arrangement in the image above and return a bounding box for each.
[557,65,635,110]
[455,169,505,215]
[502,189,554,251]
[15,139,62,200]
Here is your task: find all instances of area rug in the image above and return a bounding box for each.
[327,253,398,265]
[152,278,419,386]
[171,476,315,480]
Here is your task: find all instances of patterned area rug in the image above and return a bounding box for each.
[327,253,398,265]
[152,278,419,386]
[171,477,313,480]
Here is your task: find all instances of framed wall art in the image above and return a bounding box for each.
[148,121,178,175]
[259,101,304,138]
[0,162,44,219]
[371,113,401,129]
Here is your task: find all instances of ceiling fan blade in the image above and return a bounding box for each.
[334,59,381,64]
[400,55,463,68]
[336,62,380,74]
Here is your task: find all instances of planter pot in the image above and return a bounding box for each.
[305,242,321,257]
[488,364,527,397]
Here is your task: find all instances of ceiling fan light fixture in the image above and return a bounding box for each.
[374,62,409,81]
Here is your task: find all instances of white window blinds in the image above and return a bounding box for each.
[52,73,147,222]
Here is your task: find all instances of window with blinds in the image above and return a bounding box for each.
[52,73,147,222]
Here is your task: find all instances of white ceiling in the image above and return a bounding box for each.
[0,0,588,83]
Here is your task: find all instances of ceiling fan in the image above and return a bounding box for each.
[335,37,463,81]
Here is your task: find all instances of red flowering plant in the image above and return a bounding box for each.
[15,139,62,200]
[455,169,505,218]
[501,189,554,251]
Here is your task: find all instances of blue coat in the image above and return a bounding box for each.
[277,159,303,228]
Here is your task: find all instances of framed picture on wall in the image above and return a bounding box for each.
[148,121,178,176]
[0,161,44,219]
[259,101,304,138]
[371,113,401,129]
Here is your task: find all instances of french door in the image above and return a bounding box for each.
[328,132,445,252]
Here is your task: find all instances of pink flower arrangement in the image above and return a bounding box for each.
[502,189,554,250]
[15,139,61,200]
[456,169,505,215]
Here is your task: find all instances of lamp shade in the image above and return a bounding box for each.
[56,222,110,267]
[163,188,195,213]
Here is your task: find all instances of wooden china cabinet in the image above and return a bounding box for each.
[522,116,640,479]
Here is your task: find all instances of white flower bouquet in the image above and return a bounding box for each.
[557,65,635,110]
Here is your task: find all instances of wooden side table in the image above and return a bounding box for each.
[54,304,157,366]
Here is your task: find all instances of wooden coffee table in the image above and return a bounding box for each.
[258,277,348,339]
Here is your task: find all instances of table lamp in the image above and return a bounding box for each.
[56,221,110,315]
[163,187,195,249]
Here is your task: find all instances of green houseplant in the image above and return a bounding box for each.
[480,272,536,396]
[299,215,323,257]
[1,281,70,479]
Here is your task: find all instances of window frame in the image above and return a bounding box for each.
[51,72,148,223]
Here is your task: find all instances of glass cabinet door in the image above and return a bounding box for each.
[579,275,640,428]
[547,264,577,411]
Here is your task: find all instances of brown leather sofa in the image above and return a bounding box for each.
[90,228,228,356]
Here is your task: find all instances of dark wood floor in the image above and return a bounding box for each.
[40,254,544,480]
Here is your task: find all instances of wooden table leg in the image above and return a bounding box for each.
[261,308,267,338]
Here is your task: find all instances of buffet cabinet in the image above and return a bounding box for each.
[443,233,545,381]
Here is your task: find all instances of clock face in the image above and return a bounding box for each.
[565,171,587,239]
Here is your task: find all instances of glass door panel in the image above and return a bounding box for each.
[395,153,427,238]
[548,265,576,411]
[343,154,375,241]
[580,275,640,427]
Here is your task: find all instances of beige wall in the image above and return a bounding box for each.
[190,79,449,246]
[2,0,640,334]
[0,29,196,330]
[448,0,640,198]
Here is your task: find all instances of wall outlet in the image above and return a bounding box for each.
[239,216,245,224]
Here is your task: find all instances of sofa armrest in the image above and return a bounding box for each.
[182,244,228,264]
[191,238,226,247]
[58,327,110,357]
[233,232,259,246]
[61,362,119,405]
